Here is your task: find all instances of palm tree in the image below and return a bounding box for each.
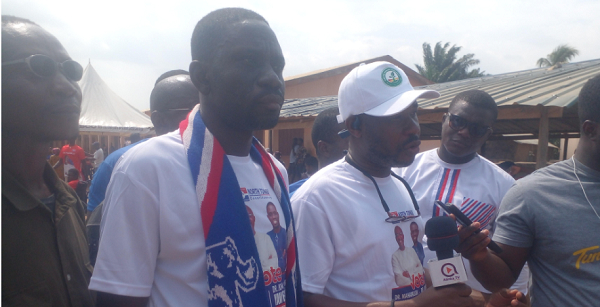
[536,44,579,68]
[415,42,485,83]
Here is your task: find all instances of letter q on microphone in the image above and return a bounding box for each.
[425,216,469,288]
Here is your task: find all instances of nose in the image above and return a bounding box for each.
[405,114,421,136]
[257,67,284,94]
[52,71,81,101]
[456,126,471,138]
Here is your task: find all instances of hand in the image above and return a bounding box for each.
[403,271,410,278]
[486,289,528,307]
[412,283,474,307]
[456,222,490,262]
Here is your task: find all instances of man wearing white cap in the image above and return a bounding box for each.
[291,62,527,307]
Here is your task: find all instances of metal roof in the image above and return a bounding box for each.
[280,58,600,118]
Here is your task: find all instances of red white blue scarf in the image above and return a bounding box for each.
[179,105,302,307]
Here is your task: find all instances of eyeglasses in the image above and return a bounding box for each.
[446,113,492,137]
[345,156,421,224]
[2,54,83,81]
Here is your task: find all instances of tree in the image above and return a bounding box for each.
[536,44,579,68]
[415,42,485,83]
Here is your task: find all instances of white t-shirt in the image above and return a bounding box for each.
[89,131,288,307]
[291,160,426,303]
[396,148,529,294]
[93,148,104,168]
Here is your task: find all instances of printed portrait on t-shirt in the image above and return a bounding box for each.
[241,184,287,307]
[410,222,425,265]
[391,223,425,301]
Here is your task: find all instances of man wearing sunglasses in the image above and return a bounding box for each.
[397,90,529,304]
[2,15,94,306]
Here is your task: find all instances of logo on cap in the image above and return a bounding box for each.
[381,68,402,87]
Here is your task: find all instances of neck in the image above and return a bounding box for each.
[199,108,253,156]
[437,146,476,165]
[574,141,600,172]
[2,135,53,199]
[273,226,281,233]
[347,151,391,178]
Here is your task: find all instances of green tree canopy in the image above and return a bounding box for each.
[536,44,579,68]
[415,42,485,83]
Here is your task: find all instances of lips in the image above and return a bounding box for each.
[404,140,421,150]
[257,93,283,111]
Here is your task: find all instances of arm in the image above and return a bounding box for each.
[456,223,529,292]
[304,283,474,307]
[96,292,149,307]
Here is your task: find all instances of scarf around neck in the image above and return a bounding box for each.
[179,105,302,307]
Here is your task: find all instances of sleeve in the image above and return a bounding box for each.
[86,162,113,212]
[77,147,86,160]
[88,168,160,297]
[59,148,65,159]
[492,184,535,248]
[292,198,335,295]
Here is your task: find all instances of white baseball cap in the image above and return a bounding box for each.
[337,61,440,123]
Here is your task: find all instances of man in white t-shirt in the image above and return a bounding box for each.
[89,8,300,307]
[293,61,479,307]
[92,142,104,170]
[292,63,528,307]
[397,90,529,303]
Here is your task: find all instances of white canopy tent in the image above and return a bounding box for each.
[78,62,153,134]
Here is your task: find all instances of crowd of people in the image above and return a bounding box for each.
[2,7,599,307]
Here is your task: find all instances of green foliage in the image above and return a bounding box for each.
[415,42,485,83]
[536,44,579,67]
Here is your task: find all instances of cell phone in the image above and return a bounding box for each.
[435,200,503,254]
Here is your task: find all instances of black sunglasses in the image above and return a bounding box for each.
[2,54,83,81]
[446,113,492,137]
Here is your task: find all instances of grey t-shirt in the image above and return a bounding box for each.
[493,158,600,307]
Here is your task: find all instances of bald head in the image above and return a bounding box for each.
[150,72,198,135]
[2,16,82,141]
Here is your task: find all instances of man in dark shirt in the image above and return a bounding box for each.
[2,15,93,306]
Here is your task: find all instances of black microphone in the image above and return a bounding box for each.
[425,216,468,287]
[425,216,460,260]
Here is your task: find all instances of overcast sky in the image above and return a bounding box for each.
[4,0,600,111]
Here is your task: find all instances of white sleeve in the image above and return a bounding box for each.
[292,199,334,295]
[89,169,160,297]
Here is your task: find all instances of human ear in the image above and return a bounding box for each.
[317,140,329,157]
[189,60,210,95]
[582,120,599,139]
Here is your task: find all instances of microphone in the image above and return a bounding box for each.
[425,216,469,287]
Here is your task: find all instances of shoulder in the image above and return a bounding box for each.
[475,155,515,185]
[513,159,570,189]
[396,148,438,177]
[112,132,187,180]
[291,161,350,202]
